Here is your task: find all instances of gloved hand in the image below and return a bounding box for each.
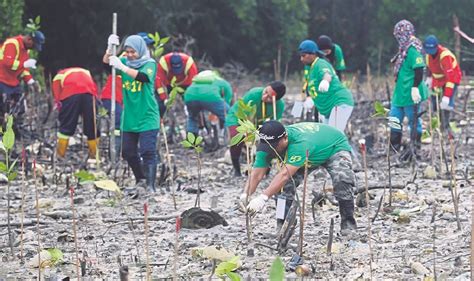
[433,87,442,95]
[411,87,421,104]
[439,96,451,110]
[23,59,37,69]
[424,77,432,89]
[54,101,62,111]
[247,193,269,216]
[27,78,35,85]
[303,96,314,112]
[109,56,129,72]
[318,79,330,93]
[238,192,248,211]
[107,34,120,53]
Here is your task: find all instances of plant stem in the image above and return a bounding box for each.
[194,153,202,208]
[436,94,444,175]
[33,159,41,280]
[298,150,309,256]
[20,146,26,261]
[387,128,392,207]
[428,97,435,167]
[173,216,181,281]
[161,120,177,209]
[245,141,253,242]
[70,186,80,280]
[144,202,151,280]
[449,137,461,231]
[361,145,373,279]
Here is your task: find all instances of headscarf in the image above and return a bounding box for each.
[123,35,155,69]
[392,20,424,77]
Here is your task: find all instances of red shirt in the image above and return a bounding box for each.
[100,74,123,105]
[0,35,33,86]
[426,45,462,97]
[52,67,97,102]
[157,52,197,89]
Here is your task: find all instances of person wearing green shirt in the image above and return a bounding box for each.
[390,20,427,155]
[298,40,354,133]
[184,70,229,137]
[104,34,160,194]
[213,75,233,106]
[317,35,346,81]
[241,121,357,233]
[226,81,286,177]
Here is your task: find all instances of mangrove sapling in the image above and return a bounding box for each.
[20,146,26,261]
[180,132,204,207]
[173,216,181,281]
[449,135,462,231]
[359,139,373,279]
[298,150,309,257]
[33,159,41,280]
[0,115,19,257]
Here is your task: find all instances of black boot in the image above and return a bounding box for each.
[146,164,157,193]
[338,199,357,235]
[390,130,402,153]
[231,157,241,177]
[128,158,145,183]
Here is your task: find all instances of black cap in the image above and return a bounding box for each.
[317,35,333,51]
[269,81,286,100]
[256,120,287,154]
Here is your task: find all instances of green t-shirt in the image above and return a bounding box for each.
[225,87,284,127]
[213,78,233,105]
[306,57,354,117]
[392,46,428,107]
[119,58,160,132]
[254,122,351,168]
[333,44,346,71]
[184,81,223,103]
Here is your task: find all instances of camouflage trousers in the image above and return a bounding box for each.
[278,150,355,201]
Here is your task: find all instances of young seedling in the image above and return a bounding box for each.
[20,146,26,261]
[180,132,204,207]
[33,159,41,280]
[144,202,151,280]
[173,216,181,281]
[449,134,461,231]
[0,115,19,257]
[161,120,177,208]
[298,150,309,257]
[359,139,373,279]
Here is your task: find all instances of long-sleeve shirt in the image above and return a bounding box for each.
[0,36,33,87]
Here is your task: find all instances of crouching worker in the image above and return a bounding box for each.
[52,67,99,159]
[241,121,357,234]
[103,34,160,193]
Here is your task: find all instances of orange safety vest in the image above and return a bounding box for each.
[0,36,33,87]
[157,52,198,88]
[52,67,97,102]
[426,45,462,97]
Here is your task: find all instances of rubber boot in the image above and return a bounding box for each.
[87,138,99,159]
[389,130,402,153]
[338,199,357,235]
[57,138,69,158]
[276,195,294,232]
[128,158,145,183]
[146,164,157,193]
[231,157,241,177]
[114,135,121,159]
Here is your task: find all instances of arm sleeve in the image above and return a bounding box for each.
[0,42,19,69]
[135,62,156,83]
[52,78,61,102]
[135,72,150,83]
[413,67,423,87]
[181,62,198,86]
[253,151,272,168]
[441,56,457,97]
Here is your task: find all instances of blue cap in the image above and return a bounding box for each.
[298,40,322,55]
[32,31,45,51]
[424,35,438,55]
[137,32,155,46]
[170,53,184,74]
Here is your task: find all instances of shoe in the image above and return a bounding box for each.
[87,138,99,159]
[56,137,69,158]
[389,130,402,153]
[231,157,241,177]
[145,164,157,193]
[338,199,357,235]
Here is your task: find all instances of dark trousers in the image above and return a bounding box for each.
[122,129,160,166]
[59,94,99,140]
[185,100,228,134]
[101,99,123,130]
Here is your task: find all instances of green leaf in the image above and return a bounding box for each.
[8,158,18,173]
[421,131,431,141]
[6,115,13,130]
[0,142,5,152]
[3,128,15,150]
[46,248,63,265]
[160,37,170,45]
[187,132,196,144]
[94,180,121,194]
[74,170,96,183]
[154,48,164,58]
[0,162,7,172]
[374,101,388,116]
[176,87,185,94]
[215,256,240,276]
[181,140,193,148]
[230,133,244,146]
[196,146,203,153]
[7,171,17,181]
[431,116,439,130]
[195,136,203,145]
[269,256,285,281]
[35,15,41,25]
[226,272,241,281]
[450,122,461,134]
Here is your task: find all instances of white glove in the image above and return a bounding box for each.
[440,96,451,110]
[23,59,37,69]
[107,34,120,53]
[109,56,128,72]
[27,78,35,85]
[247,193,269,216]
[424,77,432,89]
[318,79,330,93]
[303,96,314,111]
[411,87,421,104]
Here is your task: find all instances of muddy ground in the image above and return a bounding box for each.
[0,79,472,280]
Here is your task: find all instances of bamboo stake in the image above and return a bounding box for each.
[33,159,41,280]
[436,94,444,175]
[92,96,100,170]
[173,216,181,281]
[428,96,435,167]
[144,202,151,280]
[387,127,393,207]
[272,93,277,120]
[298,150,309,256]
[110,12,118,163]
[20,146,26,261]
[245,140,253,242]
[360,140,373,279]
[449,136,461,231]
[161,120,177,209]
[70,186,80,280]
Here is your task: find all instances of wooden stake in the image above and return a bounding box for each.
[428,97,435,167]
[449,136,461,231]
[144,202,151,280]
[387,128,393,207]
[20,146,26,261]
[70,186,80,280]
[245,140,253,242]
[161,120,177,209]
[173,216,181,281]
[272,93,277,120]
[360,140,373,279]
[33,159,42,280]
[110,12,118,163]
[436,94,444,175]
[298,150,309,256]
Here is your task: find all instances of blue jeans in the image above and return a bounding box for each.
[185,100,228,134]
[101,99,123,130]
[430,84,457,133]
[122,129,159,166]
[389,104,422,138]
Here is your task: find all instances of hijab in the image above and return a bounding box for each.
[393,20,424,77]
[123,35,155,69]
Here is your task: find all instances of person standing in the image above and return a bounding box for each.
[298,40,354,132]
[103,34,160,193]
[389,20,428,154]
[52,67,99,159]
[423,34,462,135]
